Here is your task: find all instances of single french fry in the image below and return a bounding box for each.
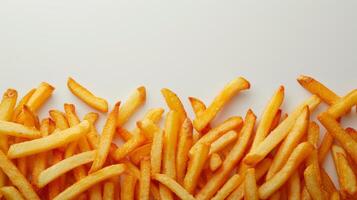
[190,116,243,156]
[150,127,164,175]
[48,150,64,199]
[244,95,320,166]
[90,102,120,173]
[211,174,242,200]
[269,109,282,132]
[209,153,222,171]
[176,118,193,183]
[196,110,256,200]
[150,183,161,200]
[53,164,125,200]
[304,164,325,200]
[113,133,146,161]
[89,184,102,200]
[26,82,55,112]
[49,110,69,130]
[184,143,210,193]
[193,77,250,131]
[129,143,152,165]
[117,127,133,141]
[120,174,137,200]
[266,107,309,180]
[161,88,186,122]
[140,108,165,125]
[12,88,35,121]
[0,150,40,200]
[84,113,100,149]
[0,186,25,200]
[0,89,17,152]
[287,171,301,200]
[297,75,340,105]
[251,86,284,151]
[318,132,333,164]
[21,105,40,128]
[139,158,151,200]
[103,181,114,200]
[67,77,108,112]
[0,120,40,139]
[320,168,337,194]
[326,89,357,119]
[209,130,238,155]
[258,142,313,199]
[37,150,96,188]
[137,119,160,140]
[244,168,259,200]
[117,86,146,126]
[7,120,90,158]
[153,174,196,200]
[189,97,211,133]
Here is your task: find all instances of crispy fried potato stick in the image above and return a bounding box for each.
[244,95,320,166]
[0,120,40,139]
[26,82,55,112]
[53,164,126,200]
[7,120,90,158]
[209,153,222,171]
[0,186,25,200]
[189,97,211,133]
[318,132,333,164]
[12,88,35,121]
[117,86,146,126]
[139,158,151,200]
[0,150,40,200]
[84,112,100,149]
[49,110,69,130]
[123,160,141,179]
[176,118,193,183]
[211,174,242,200]
[137,119,160,140]
[129,143,151,165]
[244,169,259,200]
[150,127,164,175]
[153,174,195,200]
[258,142,313,199]
[196,110,256,200]
[113,133,146,161]
[120,174,137,200]
[251,86,284,151]
[193,77,250,131]
[161,88,187,122]
[304,164,325,200]
[89,184,102,200]
[269,109,282,132]
[90,102,119,173]
[37,150,96,188]
[287,171,301,200]
[103,181,114,200]
[48,149,64,199]
[209,130,238,155]
[326,89,357,119]
[117,127,132,141]
[67,77,108,112]
[0,89,17,152]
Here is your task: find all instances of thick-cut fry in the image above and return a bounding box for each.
[0,186,25,200]
[21,105,40,128]
[209,130,238,155]
[49,110,69,130]
[193,77,250,131]
[0,150,40,200]
[266,107,309,179]
[211,174,242,200]
[161,88,187,122]
[137,119,160,140]
[89,184,102,200]
[297,75,340,105]
[84,112,100,149]
[151,127,164,175]
[209,153,222,171]
[90,102,120,173]
[251,86,284,151]
[196,110,256,200]
[287,171,301,200]
[0,89,17,151]
[117,127,133,141]
[304,164,324,200]
[153,174,196,200]
[139,158,151,200]
[318,132,333,164]
[189,97,211,133]
[0,120,40,139]
[326,89,357,119]
[190,116,243,156]
[117,86,146,126]
[123,160,141,179]
[244,95,320,166]
[120,174,137,200]
[184,143,210,193]
[37,150,96,188]
[26,82,55,113]
[53,164,126,200]
[129,143,152,165]
[113,133,146,161]
[103,181,114,200]
[67,77,108,112]
[258,142,313,199]
[176,118,193,183]
[244,168,259,200]
[269,109,282,132]
[12,88,35,121]
[7,120,90,158]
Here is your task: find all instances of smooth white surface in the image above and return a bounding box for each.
[0,0,356,189]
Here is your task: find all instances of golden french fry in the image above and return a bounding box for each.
[117,86,146,126]
[244,95,320,166]
[90,102,120,173]
[150,127,164,175]
[7,120,90,158]
[297,75,340,105]
[269,109,282,132]
[48,150,64,199]
[304,164,325,200]
[129,143,152,165]
[176,118,193,183]
[0,186,25,200]
[0,120,40,139]
[103,181,114,200]
[21,105,40,128]
[209,130,238,155]
[301,186,312,200]
[12,88,35,121]
[153,173,195,200]
[139,158,151,200]
[193,77,250,131]
[84,113,100,149]
[196,110,256,200]
[287,171,301,200]
[117,127,133,141]
[184,143,210,193]
[150,183,161,200]
[120,174,137,200]
[67,77,108,112]
[161,88,187,123]
[320,168,337,194]
[251,86,284,151]
[318,132,333,164]
[209,153,222,171]
[49,110,69,130]
[25,82,54,112]
[123,160,141,179]
[0,150,40,200]
[266,106,309,179]
[211,174,242,200]
[258,142,313,199]
[190,116,243,156]
[137,119,160,140]
[113,133,146,161]
[244,169,259,200]
[89,184,102,200]
[326,89,357,119]
[37,150,96,188]
[53,164,125,200]
[189,97,207,117]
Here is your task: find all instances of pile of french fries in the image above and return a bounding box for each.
[0,75,355,200]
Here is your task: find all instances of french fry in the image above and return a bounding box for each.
[193,77,250,131]
[196,110,256,200]
[209,130,238,155]
[244,168,259,200]
[244,95,320,166]
[304,164,325,200]
[150,126,164,175]
[103,181,114,200]
[210,174,242,200]
[330,192,341,200]
[176,118,193,183]
[137,119,160,140]
[90,102,120,173]
[129,143,152,165]
[266,107,309,180]
[49,110,69,130]
[26,82,55,112]
[48,150,64,199]
[140,108,165,125]
[320,168,337,194]
[269,109,282,132]
[287,171,301,200]
[189,97,211,133]
[0,150,40,200]
[161,88,187,122]
[53,164,126,200]
[0,89,17,152]
[12,88,35,121]
[67,77,108,112]
[84,113,100,149]
[190,116,243,156]
[113,133,146,161]
[209,153,222,171]
[153,173,196,200]
[251,86,284,151]
[37,150,96,188]
[120,174,137,200]
[183,143,210,193]
[0,120,40,139]
[21,105,40,128]
[326,89,357,119]
[117,127,133,141]
[297,75,340,105]
[117,86,146,126]
[7,120,90,158]
[123,160,141,179]
[258,142,313,199]
[0,186,25,200]
[318,132,333,164]
[89,184,102,200]
[301,186,312,200]
[150,183,161,200]
[139,158,151,200]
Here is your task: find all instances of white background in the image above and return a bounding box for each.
[0,0,356,188]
